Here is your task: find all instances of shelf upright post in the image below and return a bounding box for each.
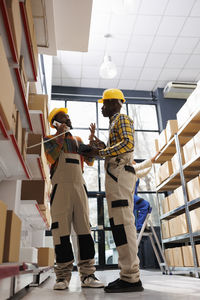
[174,133,199,277]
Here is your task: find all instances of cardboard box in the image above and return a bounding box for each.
[174,186,185,207]
[168,193,178,211]
[0,201,7,263]
[28,94,48,135]
[183,138,196,163]
[182,246,194,267]
[160,161,173,182]
[195,244,200,267]
[6,0,22,60]
[161,220,170,239]
[19,247,38,264]
[158,129,167,151]
[173,247,184,267]
[27,133,50,181]
[22,128,28,160]
[176,102,190,129]
[21,180,49,209]
[193,131,200,154]
[171,150,185,174]
[38,248,54,267]
[169,217,177,237]
[154,139,159,153]
[164,248,174,267]
[162,197,169,215]
[190,208,200,232]
[177,213,188,235]
[3,211,22,262]
[187,176,200,202]
[19,56,28,95]
[0,36,15,131]
[15,111,22,153]
[166,120,178,142]
[186,88,200,116]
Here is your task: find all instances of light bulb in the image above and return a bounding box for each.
[99,55,117,79]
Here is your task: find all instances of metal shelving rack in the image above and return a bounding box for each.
[155,107,200,277]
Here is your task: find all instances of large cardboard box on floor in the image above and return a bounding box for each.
[190,208,200,232]
[164,248,174,267]
[161,220,170,239]
[0,36,15,131]
[187,176,200,202]
[158,129,167,151]
[0,201,7,264]
[176,102,190,129]
[162,197,169,215]
[21,180,49,209]
[160,161,173,182]
[166,120,178,142]
[182,246,194,267]
[172,247,184,267]
[6,0,22,60]
[38,247,54,267]
[183,138,196,163]
[195,244,200,267]
[3,211,22,262]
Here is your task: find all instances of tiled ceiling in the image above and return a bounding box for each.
[52,0,200,91]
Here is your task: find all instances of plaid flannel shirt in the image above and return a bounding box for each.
[99,113,134,157]
[43,132,94,177]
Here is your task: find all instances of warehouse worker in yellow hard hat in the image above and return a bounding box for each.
[79,88,143,293]
[43,108,104,290]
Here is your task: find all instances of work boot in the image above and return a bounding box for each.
[53,279,69,290]
[104,279,144,293]
[81,274,104,288]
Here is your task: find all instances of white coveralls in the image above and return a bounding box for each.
[50,150,95,282]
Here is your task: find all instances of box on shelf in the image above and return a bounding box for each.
[154,139,159,153]
[187,176,200,202]
[6,0,22,60]
[176,102,191,129]
[161,220,170,239]
[193,131,200,155]
[38,247,54,267]
[168,217,178,237]
[172,247,184,267]
[186,88,200,116]
[22,128,28,161]
[0,201,7,264]
[28,94,49,135]
[3,210,22,262]
[171,150,185,174]
[158,129,167,151]
[160,161,173,182]
[168,193,178,211]
[174,186,185,207]
[182,246,194,267]
[183,138,196,163]
[21,180,49,209]
[162,197,169,215]
[15,111,23,153]
[0,36,15,131]
[195,244,200,267]
[190,208,200,232]
[19,247,38,264]
[19,56,28,95]
[164,248,174,267]
[177,213,188,235]
[27,133,50,181]
[166,120,178,142]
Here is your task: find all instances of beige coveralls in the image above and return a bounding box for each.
[50,151,95,282]
[105,152,140,283]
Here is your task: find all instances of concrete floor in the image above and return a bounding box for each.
[22,269,200,299]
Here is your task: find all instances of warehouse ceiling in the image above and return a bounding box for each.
[51,0,200,91]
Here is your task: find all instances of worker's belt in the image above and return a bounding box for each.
[65,158,79,164]
[124,165,135,174]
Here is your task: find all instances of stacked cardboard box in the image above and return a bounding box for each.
[182,246,194,267]
[21,180,49,209]
[3,210,22,262]
[187,176,200,202]
[164,248,174,267]
[38,247,55,267]
[161,220,170,239]
[166,120,178,142]
[176,102,190,129]
[169,214,188,237]
[159,161,173,182]
[162,197,169,215]
[173,247,184,266]
[0,201,7,263]
[190,208,200,232]
[158,129,167,151]
[183,138,196,163]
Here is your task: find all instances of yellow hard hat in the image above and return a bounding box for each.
[98,88,126,103]
[48,108,68,128]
